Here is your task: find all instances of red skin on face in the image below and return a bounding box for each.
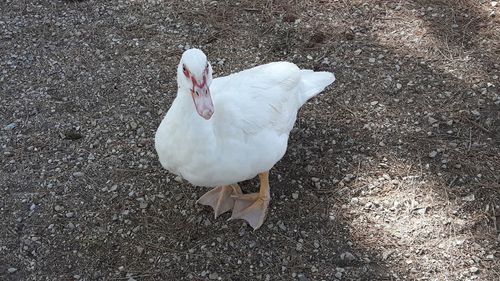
[183,65,209,91]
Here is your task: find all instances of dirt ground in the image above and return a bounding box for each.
[1,0,499,280]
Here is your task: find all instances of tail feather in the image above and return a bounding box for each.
[298,70,335,105]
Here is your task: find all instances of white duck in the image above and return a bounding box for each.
[155,49,335,230]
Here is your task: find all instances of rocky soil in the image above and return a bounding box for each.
[1,0,499,280]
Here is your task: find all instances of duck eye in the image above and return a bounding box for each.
[182,65,189,77]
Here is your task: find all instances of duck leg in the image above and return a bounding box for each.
[230,172,271,230]
[196,184,242,218]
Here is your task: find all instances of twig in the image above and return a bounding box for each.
[332,145,361,153]
[375,17,404,21]
[243,7,261,12]
[468,128,472,151]
[334,100,357,118]
[315,50,329,63]
[460,116,492,134]
[115,168,155,173]
[444,176,457,203]
[110,273,158,280]
[261,25,274,36]
[493,206,498,234]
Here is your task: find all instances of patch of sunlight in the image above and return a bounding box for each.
[341,168,492,280]
[372,9,489,83]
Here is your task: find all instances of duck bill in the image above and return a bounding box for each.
[192,85,214,120]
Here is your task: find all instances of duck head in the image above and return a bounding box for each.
[177,48,214,120]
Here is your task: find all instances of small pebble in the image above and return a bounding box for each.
[462,194,475,202]
[344,174,355,182]
[292,193,299,199]
[277,221,287,231]
[428,116,438,124]
[340,252,356,262]
[66,212,75,218]
[429,151,438,158]
[4,123,17,130]
[136,246,144,254]
[313,240,320,248]
[8,268,17,273]
[298,273,309,281]
[369,58,376,63]
[305,165,313,172]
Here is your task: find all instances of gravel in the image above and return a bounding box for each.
[1,0,498,280]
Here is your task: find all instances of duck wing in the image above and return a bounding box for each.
[211,62,335,136]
